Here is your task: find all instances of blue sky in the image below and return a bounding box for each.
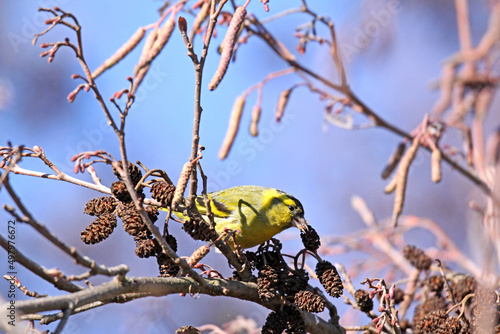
[0,1,495,332]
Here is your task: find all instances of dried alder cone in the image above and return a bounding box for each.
[157,234,180,277]
[425,275,444,293]
[294,290,326,313]
[403,245,432,271]
[258,265,279,301]
[413,295,449,326]
[111,180,132,203]
[354,289,373,313]
[134,233,157,258]
[81,213,117,244]
[176,326,201,334]
[315,260,343,298]
[182,215,217,241]
[150,181,175,207]
[262,305,306,334]
[83,196,116,216]
[415,310,463,334]
[117,202,149,236]
[112,161,143,186]
[300,226,320,252]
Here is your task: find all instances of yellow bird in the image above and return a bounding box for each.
[177,185,308,249]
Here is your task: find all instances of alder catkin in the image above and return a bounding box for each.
[189,0,210,40]
[149,13,176,60]
[134,28,158,76]
[208,7,247,90]
[92,27,146,79]
[249,104,262,137]
[219,96,246,159]
[171,161,194,208]
[431,148,442,183]
[384,175,398,194]
[392,137,420,226]
[275,88,292,122]
[187,245,210,267]
[382,141,406,180]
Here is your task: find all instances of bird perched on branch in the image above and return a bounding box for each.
[175,185,308,249]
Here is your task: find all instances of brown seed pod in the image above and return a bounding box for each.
[415,310,461,334]
[294,290,326,313]
[134,235,157,258]
[280,268,309,295]
[300,226,321,252]
[116,202,148,237]
[403,245,432,271]
[164,234,178,253]
[182,216,217,242]
[208,7,247,90]
[92,27,146,79]
[262,310,287,334]
[111,181,132,203]
[151,181,176,207]
[81,213,117,245]
[425,275,445,293]
[144,205,159,223]
[449,275,476,302]
[257,265,279,301]
[275,88,292,122]
[175,326,201,334]
[413,295,449,326]
[218,96,246,160]
[315,261,343,298]
[354,289,373,312]
[112,161,143,186]
[283,304,306,333]
[157,253,180,277]
[83,196,116,216]
[431,147,442,183]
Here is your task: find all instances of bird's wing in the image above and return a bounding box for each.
[194,192,233,219]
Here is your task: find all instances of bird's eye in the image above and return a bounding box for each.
[288,205,295,211]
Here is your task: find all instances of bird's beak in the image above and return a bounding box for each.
[292,216,308,232]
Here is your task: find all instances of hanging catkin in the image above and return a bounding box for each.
[208,7,247,90]
[392,137,420,226]
[171,161,195,209]
[431,148,442,183]
[219,96,246,159]
[92,27,146,79]
[275,89,292,122]
[249,104,262,137]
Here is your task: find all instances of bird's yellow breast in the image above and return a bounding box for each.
[210,188,295,249]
